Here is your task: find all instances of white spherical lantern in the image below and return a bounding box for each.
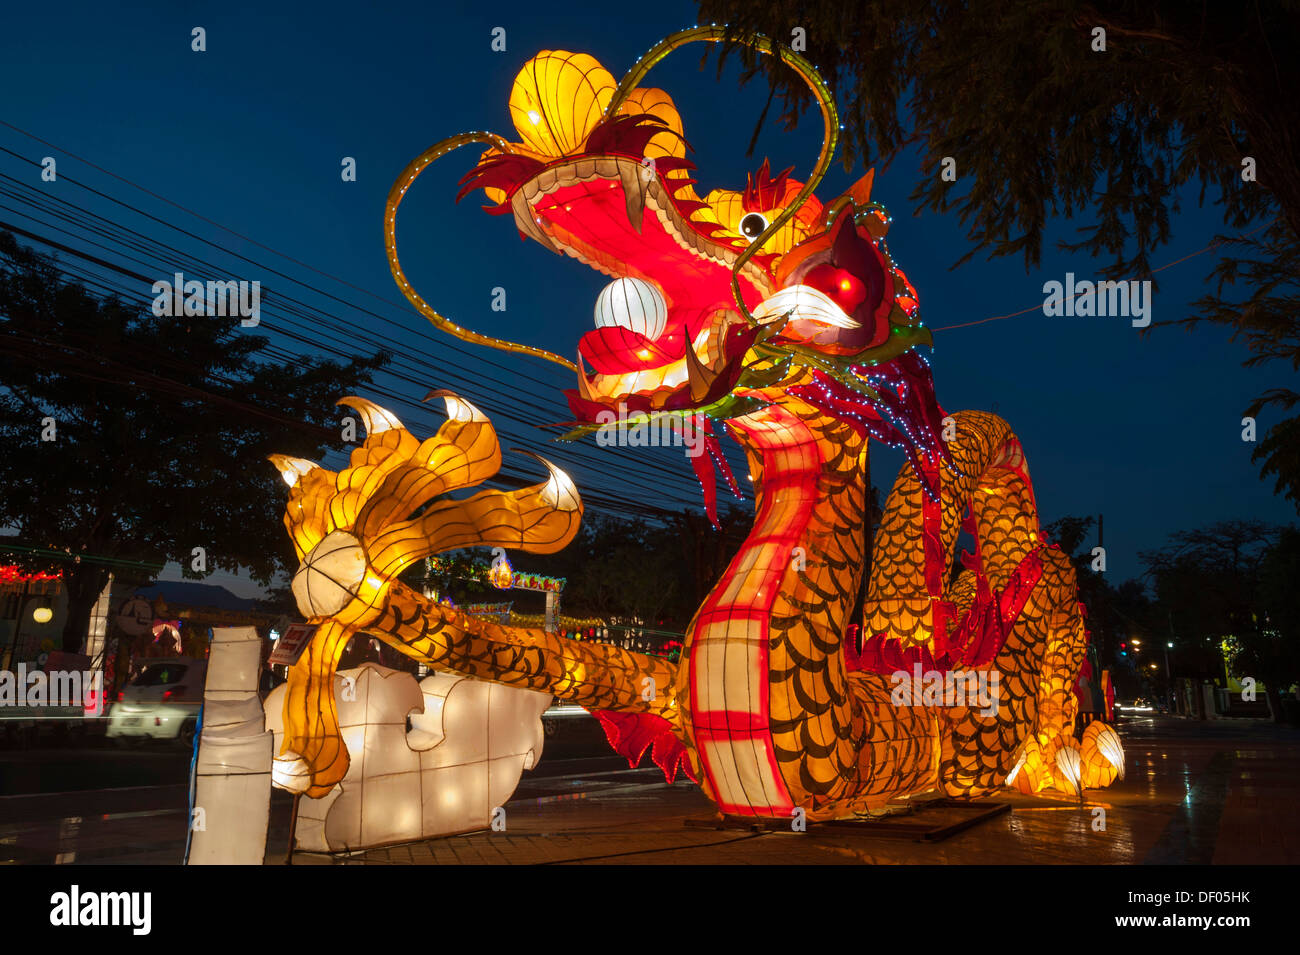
[291,530,367,618]
[594,277,668,340]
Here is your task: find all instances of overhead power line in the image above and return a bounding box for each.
[0,137,751,518]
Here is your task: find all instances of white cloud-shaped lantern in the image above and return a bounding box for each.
[265,663,550,852]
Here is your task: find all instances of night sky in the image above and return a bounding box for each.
[1,0,1290,596]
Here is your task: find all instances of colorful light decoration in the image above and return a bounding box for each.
[508,612,605,632]
[463,601,513,616]
[0,565,62,584]
[488,554,514,590]
[510,571,565,593]
[270,27,1123,819]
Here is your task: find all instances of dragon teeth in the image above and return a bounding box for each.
[510,156,771,295]
[512,189,558,253]
[618,162,648,233]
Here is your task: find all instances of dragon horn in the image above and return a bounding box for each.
[424,388,490,423]
[605,26,840,326]
[385,131,578,372]
[512,449,583,513]
[268,454,319,488]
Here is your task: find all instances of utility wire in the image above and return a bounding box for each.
[0,210,729,517]
[0,128,756,491]
[0,160,749,513]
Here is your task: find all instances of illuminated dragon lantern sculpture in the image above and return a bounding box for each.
[270,27,1124,818]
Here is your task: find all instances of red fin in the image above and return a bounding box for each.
[688,435,720,528]
[593,710,697,784]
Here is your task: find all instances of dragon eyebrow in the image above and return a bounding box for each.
[742,159,797,213]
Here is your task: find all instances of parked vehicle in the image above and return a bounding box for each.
[0,651,106,747]
[106,657,206,747]
[0,692,101,747]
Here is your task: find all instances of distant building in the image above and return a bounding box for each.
[0,565,65,670]
[126,581,286,656]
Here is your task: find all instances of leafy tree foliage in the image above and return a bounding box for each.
[1141,520,1276,644]
[698,0,1300,504]
[428,507,753,638]
[1255,526,1300,703]
[1141,520,1295,715]
[533,510,752,630]
[0,231,388,651]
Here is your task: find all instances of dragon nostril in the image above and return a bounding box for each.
[594,277,667,340]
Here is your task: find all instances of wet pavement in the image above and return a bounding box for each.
[1,715,1296,864]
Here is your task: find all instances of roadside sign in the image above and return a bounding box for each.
[268,623,317,667]
[116,595,153,637]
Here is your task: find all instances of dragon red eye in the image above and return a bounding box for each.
[803,263,867,315]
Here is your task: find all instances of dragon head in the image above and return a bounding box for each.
[386,29,950,515]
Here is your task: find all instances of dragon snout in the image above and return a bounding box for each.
[291,530,368,618]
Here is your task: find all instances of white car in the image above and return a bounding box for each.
[106,657,206,747]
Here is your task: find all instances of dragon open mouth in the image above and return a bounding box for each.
[461,137,783,421]
[523,157,773,419]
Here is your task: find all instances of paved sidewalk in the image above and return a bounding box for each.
[2,715,1296,864]
[288,715,1300,865]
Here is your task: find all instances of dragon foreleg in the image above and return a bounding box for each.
[278,584,678,797]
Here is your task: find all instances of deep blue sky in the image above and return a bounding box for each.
[1,0,1292,596]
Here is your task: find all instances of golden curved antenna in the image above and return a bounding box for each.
[385,131,578,372]
[821,195,853,228]
[606,26,840,324]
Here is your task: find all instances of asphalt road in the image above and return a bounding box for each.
[0,744,190,797]
[3,714,1296,865]
[0,707,644,863]
[0,708,625,799]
